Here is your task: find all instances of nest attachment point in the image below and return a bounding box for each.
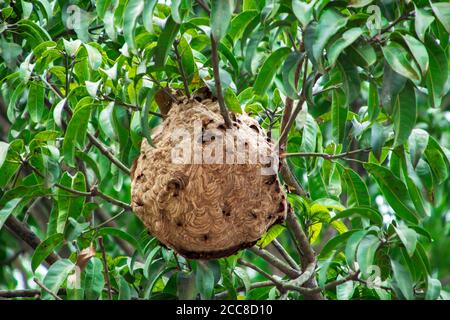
[131,97,287,259]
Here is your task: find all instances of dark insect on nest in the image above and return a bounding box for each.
[131,89,287,259]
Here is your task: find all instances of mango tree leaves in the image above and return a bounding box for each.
[391,258,414,300]
[415,7,434,42]
[331,207,382,226]
[331,88,348,143]
[154,16,180,68]
[356,234,380,278]
[84,257,105,300]
[27,81,45,122]
[143,0,158,33]
[254,47,291,96]
[211,0,234,41]
[42,259,75,300]
[56,172,86,234]
[382,41,421,82]
[62,104,93,167]
[408,128,429,168]
[364,163,419,224]
[327,28,363,67]
[425,35,448,108]
[401,34,429,76]
[31,233,64,272]
[430,1,450,34]
[394,223,418,257]
[292,0,316,28]
[393,81,416,147]
[305,9,347,71]
[196,260,215,299]
[123,0,145,53]
[336,164,371,207]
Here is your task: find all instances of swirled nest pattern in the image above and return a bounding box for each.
[131,99,287,259]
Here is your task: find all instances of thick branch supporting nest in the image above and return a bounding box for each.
[131,99,287,259]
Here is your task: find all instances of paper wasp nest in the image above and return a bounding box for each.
[131,96,287,259]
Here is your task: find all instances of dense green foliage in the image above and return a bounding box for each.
[0,0,449,300]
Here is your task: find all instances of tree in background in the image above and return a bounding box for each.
[0,0,449,300]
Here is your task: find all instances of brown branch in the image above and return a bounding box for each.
[33,278,63,300]
[210,34,233,128]
[4,216,60,266]
[87,132,131,175]
[98,237,113,300]
[173,40,191,99]
[238,258,286,290]
[249,246,301,279]
[271,239,300,271]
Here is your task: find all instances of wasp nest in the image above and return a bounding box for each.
[131,96,287,259]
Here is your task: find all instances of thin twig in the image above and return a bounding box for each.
[281,148,372,160]
[271,239,300,271]
[33,278,63,300]
[173,40,191,99]
[98,237,113,300]
[249,247,301,279]
[210,34,233,128]
[238,258,286,290]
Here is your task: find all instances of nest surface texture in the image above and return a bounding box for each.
[131,98,287,259]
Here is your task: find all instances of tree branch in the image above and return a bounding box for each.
[173,40,191,99]
[4,216,60,266]
[98,237,113,300]
[210,34,233,128]
[281,148,372,160]
[248,247,301,279]
[34,278,63,300]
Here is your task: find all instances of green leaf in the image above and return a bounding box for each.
[393,81,416,147]
[224,88,242,113]
[256,224,286,248]
[394,223,418,257]
[426,277,442,300]
[254,47,291,96]
[382,42,421,82]
[56,172,86,234]
[292,0,316,28]
[414,7,434,42]
[331,206,382,226]
[211,0,234,41]
[0,141,9,168]
[430,1,450,34]
[27,81,45,122]
[331,88,348,143]
[424,136,449,185]
[401,34,429,76]
[31,233,64,272]
[62,104,92,167]
[143,246,161,279]
[0,198,21,230]
[425,35,448,108]
[124,0,144,52]
[118,277,131,300]
[154,16,180,68]
[391,258,414,300]
[84,44,102,70]
[348,0,373,7]
[177,271,197,300]
[346,42,376,68]
[99,102,117,140]
[408,128,429,168]
[97,227,141,254]
[179,36,196,82]
[364,163,418,223]
[143,0,158,33]
[42,259,75,300]
[327,27,363,67]
[84,257,105,300]
[367,80,379,122]
[196,260,215,299]
[171,0,191,24]
[228,10,259,43]
[356,234,380,278]
[336,276,355,300]
[141,89,156,147]
[304,9,347,70]
[345,230,369,268]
